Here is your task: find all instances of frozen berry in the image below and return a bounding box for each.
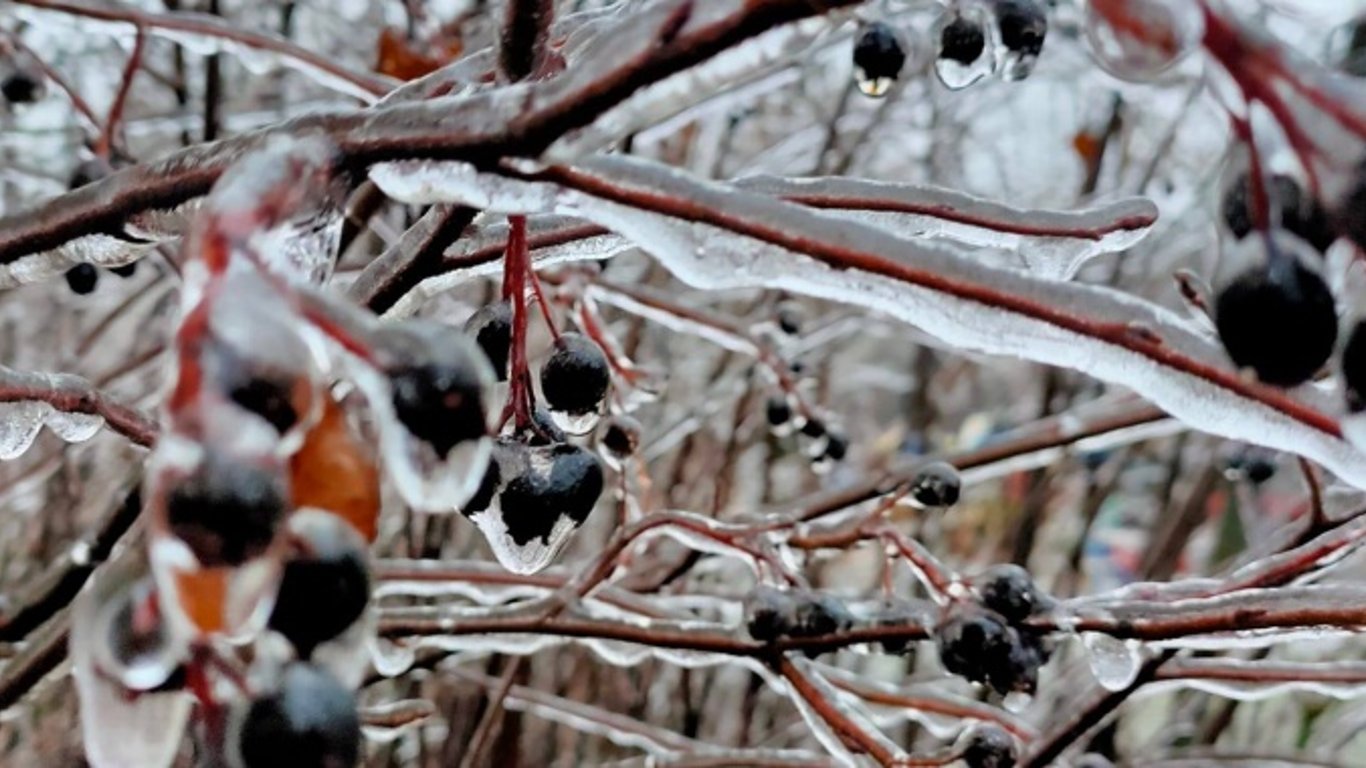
[766,397,792,427]
[498,443,604,546]
[745,586,796,642]
[940,15,987,65]
[996,0,1047,57]
[464,301,512,381]
[379,321,493,457]
[985,629,1048,695]
[908,461,961,509]
[236,663,360,768]
[201,340,301,434]
[1,70,40,104]
[853,22,905,97]
[268,512,371,659]
[109,262,137,278]
[460,446,504,517]
[165,456,287,567]
[822,430,849,462]
[1214,257,1337,387]
[961,724,1018,768]
[522,406,568,446]
[800,418,826,439]
[540,333,611,420]
[791,593,853,638]
[936,611,1011,684]
[977,564,1046,624]
[65,263,98,295]
[1345,321,1366,413]
[599,414,641,465]
[873,600,926,654]
[776,301,803,335]
[1221,173,1337,253]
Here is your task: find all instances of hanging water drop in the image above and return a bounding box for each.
[1082,631,1143,691]
[0,400,50,460]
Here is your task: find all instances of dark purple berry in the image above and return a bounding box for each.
[985,629,1048,695]
[1222,173,1338,253]
[202,340,299,434]
[237,663,360,768]
[498,443,604,546]
[874,600,929,654]
[977,564,1046,624]
[268,515,371,659]
[961,724,1018,768]
[1,70,40,104]
[776,301,803,335]
[600,414,641,463]
[940,16,987,65]
[1344,321,1366,413]
[996,0,1047,57]
[380,321,492,457]
[745,586,797,642]
[165,456,287,567]
[109,262,137,278]
[464,301,512,382]
[853,22,906,83]
[1214,257,1337,387]
[909,461,961,508]
[65,263,98,295]
[936,611,1011,684]
[766,397,792,427]
[539,332,611,418]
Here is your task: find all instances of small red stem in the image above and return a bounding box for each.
[501,215,538,432]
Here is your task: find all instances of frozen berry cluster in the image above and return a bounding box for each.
[935,565,1054,697]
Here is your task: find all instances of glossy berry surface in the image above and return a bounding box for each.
[539,332,611,416]
[853,22,906,82]
[498,443,604,546]
[165,457,287,567]
[996,0,1047,56]
[64,264,98,295]
[237,663,360,768]
[1221,173,1338,253]
[464,301,512,381]
[382,323,491,457]
[978,563,1045,623]
[1214,258,1337,387]
[909,461,962,508]
[268,525,371,658]
[961,724,1019,768]
[1343,321,1366,413]
[1,71,39,104]
[940,16,987,64]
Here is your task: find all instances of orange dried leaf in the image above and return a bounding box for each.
[290,394,382,542]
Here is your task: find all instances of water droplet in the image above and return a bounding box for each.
[1082,0,1202,82]
[1082,632,1143,691]
[45,410,105,443]
[548,408,602,436]
[0,400,49,460]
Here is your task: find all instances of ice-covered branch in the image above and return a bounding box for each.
[0,365,158,454]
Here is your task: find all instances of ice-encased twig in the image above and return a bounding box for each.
[0,365,157,453]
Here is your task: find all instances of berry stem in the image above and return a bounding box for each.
[501,214,538,433]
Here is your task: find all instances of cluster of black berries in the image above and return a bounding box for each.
[460,302,611,553]
[745,585,854,651]
[62,160,139,296]
[764,398,849,468]
[935,565,1053,696]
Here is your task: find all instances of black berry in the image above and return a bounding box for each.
[498,443,604,546]
[745,586,796,642]
[268,513,371,659]
[1,71,39,104]
[936,611,1011,684]
[853,22,906,84]
[909,461,962,508]
[599,414,641,463]
[461,444,504,517]
[109,262,138,278]
[961,724,1019,768]
[1214,257,1337,387]
[1339,15,1366,77]
[64,264,98,295]
[202,340,300,434]
[464,301,512,382]
[977,564,1046,624]
[822,430,849,462]
[791,593,853,638]
[1222,173,1338,253]
[800,418,826,439]
[985,629,1048,695]
[766,397,792,427]
[996,0,1047,57]
[165,456,287,567]
[1344,321,1366,413]
[539,332,611,418]
[940,16,987,65]
[237,663,360,768]
[380,321,492,457]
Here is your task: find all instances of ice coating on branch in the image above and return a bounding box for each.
[0,396,107,461]
[734,175,1158,280]
[376,153,1366,490]
[0,234,158,290]
[1081,632,1143,691]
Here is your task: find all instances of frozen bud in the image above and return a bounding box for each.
[539,332,612,435]
[977,564,1049,623]
[908,461,962,509]
[960,723,1019,768]
[1214,248,1337,387]
[464,301,512,382]
[230,663,360,768]
[377,320,495,457]
[790,593,854,638]
[853,21,906,97]
[268,510,372,660]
